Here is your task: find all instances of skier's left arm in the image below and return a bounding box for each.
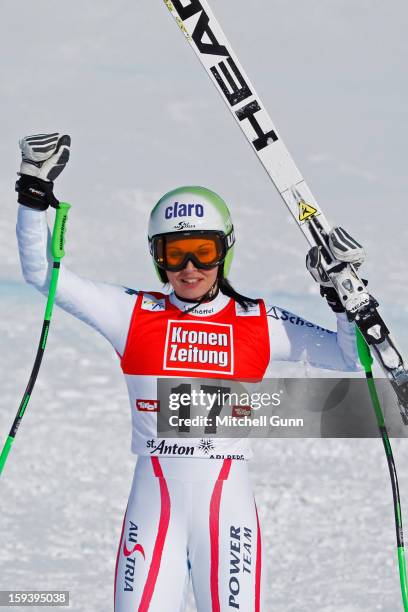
[267,306,360,371]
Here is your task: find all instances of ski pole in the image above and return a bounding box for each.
[357,329,408,611]
[0,202,71,476]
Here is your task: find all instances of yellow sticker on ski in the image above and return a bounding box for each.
[298,200,318,222]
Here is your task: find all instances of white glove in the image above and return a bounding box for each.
[16,133,71,210]
[306,227,366,313]
[306,226,365,287]
[19,133,71,182]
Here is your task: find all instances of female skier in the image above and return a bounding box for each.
[16,133,364,611]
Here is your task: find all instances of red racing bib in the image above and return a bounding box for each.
[121,292,270,380]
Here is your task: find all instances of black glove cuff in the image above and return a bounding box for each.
[15,175,59,210]
[320,285,345,313]
[320,280,368,314]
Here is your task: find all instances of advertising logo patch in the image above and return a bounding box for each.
[235,302,260,317]
[136,399,160,412]
[232,405,252,417]
[198,438,215,455]
[173,220,196,230]
[163,320,234,375]
[123,521,145,593]
[147,439,195,456]
[141,295,166,311]
[165,202,204,219]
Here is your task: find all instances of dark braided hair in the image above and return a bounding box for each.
[218,276,259,311]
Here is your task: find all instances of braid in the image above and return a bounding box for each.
[218,275,259,311]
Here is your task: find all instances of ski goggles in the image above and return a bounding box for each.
[151,232,227,271]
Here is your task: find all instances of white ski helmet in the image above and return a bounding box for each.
[148,186,235,282]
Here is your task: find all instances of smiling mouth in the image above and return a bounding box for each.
[180,278,202,286]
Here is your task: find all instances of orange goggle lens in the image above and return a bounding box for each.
[154,233,225,271]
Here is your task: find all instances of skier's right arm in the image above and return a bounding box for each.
[15,134,136,356]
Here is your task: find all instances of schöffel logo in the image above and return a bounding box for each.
[163,320,234,375]
[136,399,160,412]
[165,202,204,219]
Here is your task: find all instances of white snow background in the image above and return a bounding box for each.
[1,1,408,610]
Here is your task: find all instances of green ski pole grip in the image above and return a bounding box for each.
[356,327,373,372]
[51,202,71,260]
[356,328,384,426]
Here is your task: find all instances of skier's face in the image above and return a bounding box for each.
[167,261,218,300]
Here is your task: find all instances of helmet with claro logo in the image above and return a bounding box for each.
[148,186,235,282]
